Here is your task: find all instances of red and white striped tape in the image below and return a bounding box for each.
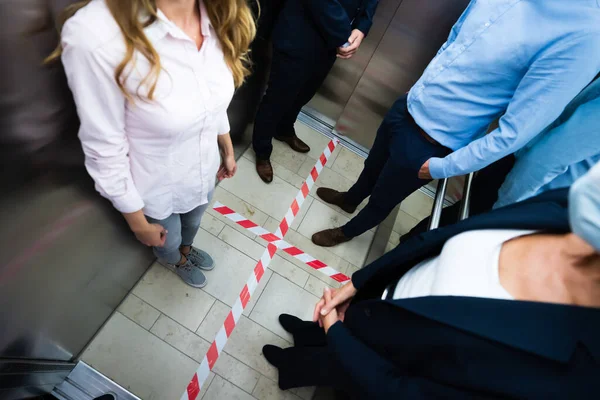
[181,138,340,400]
[213,202,350,284]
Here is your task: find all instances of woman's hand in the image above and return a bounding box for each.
[217,155,237,181]
[133,223,167,247]
[313,281,357,325]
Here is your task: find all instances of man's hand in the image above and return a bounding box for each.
[337,29,365,59]
[313,281,357,326]
[319,288,340,333]
[418,159,432,180]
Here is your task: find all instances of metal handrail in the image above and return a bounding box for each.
[381,172,476,300]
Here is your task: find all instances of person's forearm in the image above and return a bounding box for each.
[123,209,149,233]
[218,133,234,159]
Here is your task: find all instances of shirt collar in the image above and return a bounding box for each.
[143,0,212,42]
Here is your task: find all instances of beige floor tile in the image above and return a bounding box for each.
[393,209,420,236]
[400,190,434,221]
[389,230,401,245]
[304,275,333,298]
[153,308,262,394]
[225,316,290,379]
[213,352,262,395]
[271,140,310,174]
[295,123,332,161]
[200,213,226,237]
[297,200,375,267]
[291,386,317,400]
[199,373,216,400]
[313,167,354,193]
[243,148,305,190]
[117,294,160,330]
[297,157,317,180]
[196,300,232,342]
[330,147,365,182]
[151,314,210,362]
[202,375,255,400]
[220,157,300,220]
[269,255,310,288]
[276,230,347,287]
[290,195,314,231]
[250,274,319,342]
[327,144,342,166]
[311,197,369,228]
[385,241,397,254]
[82,313,199,400]
[244,269,274,317]
[218,225,267,261]
[192,229,261,308]
[133,263,216,332]
[253,375,302,400]
[208,186,270,240]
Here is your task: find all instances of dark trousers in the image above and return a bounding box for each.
[400,155,516,242]
[342,96,451,238]
[275,320,353,399]
[252,49,337,160]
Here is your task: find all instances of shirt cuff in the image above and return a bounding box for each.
[218,111,230,135]
[110,187,145,214]
[428,157,447,179]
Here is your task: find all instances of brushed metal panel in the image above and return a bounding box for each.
[304,0,404,126]
[334,0,471,149]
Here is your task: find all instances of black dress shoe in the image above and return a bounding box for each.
[279,313,306,334]
[262,345,285,368]
[274,134,311,153]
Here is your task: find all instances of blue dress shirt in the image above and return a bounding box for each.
[407,0,600,179]
[494,77,600,209]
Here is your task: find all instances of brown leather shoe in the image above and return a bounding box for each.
[274,134,310,153]
[256,159,273,183]
[312,227,352,247]
[316,187,358,214]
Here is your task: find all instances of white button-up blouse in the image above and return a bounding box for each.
[61,0,233,219]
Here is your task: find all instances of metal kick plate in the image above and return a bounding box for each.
[52,362,140,400]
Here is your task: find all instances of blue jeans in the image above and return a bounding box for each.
[342,96,451,238]
[147,191,213,265]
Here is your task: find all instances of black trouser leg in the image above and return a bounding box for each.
[277,346,339,390]
[253,50,312,160]
[277,53,337,137]
[342,109,451,238]
[292,321,328,347]
[344,96,410,207]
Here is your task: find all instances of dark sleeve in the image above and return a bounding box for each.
[327,322,486,399]
[354,0,379,36]
[303,0,352,48]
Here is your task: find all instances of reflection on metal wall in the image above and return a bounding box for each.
[0,2,153,398]
[334,0,471,149]
[304,0,403,127]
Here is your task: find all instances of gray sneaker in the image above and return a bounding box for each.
[185,246,215,271]
[160,259,207,288]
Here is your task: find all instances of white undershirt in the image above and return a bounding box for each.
[393,230,536,300]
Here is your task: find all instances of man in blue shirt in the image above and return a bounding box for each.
[313,0,600,247]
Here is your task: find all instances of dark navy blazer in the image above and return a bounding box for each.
[327,188,600,399]
[272,0,379,56]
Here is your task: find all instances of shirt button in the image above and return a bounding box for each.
[460,45,466,51]
[364,308,371,317]
[439,66,444,71]
[484,22,490,27]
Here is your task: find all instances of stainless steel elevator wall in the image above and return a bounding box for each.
[0,1,269,398]
[305,0,471,202]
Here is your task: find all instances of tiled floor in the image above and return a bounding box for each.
[81,122,429,399]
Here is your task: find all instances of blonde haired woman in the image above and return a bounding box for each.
[49,0,255,288]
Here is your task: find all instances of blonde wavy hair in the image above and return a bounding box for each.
[46,0,256,100]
